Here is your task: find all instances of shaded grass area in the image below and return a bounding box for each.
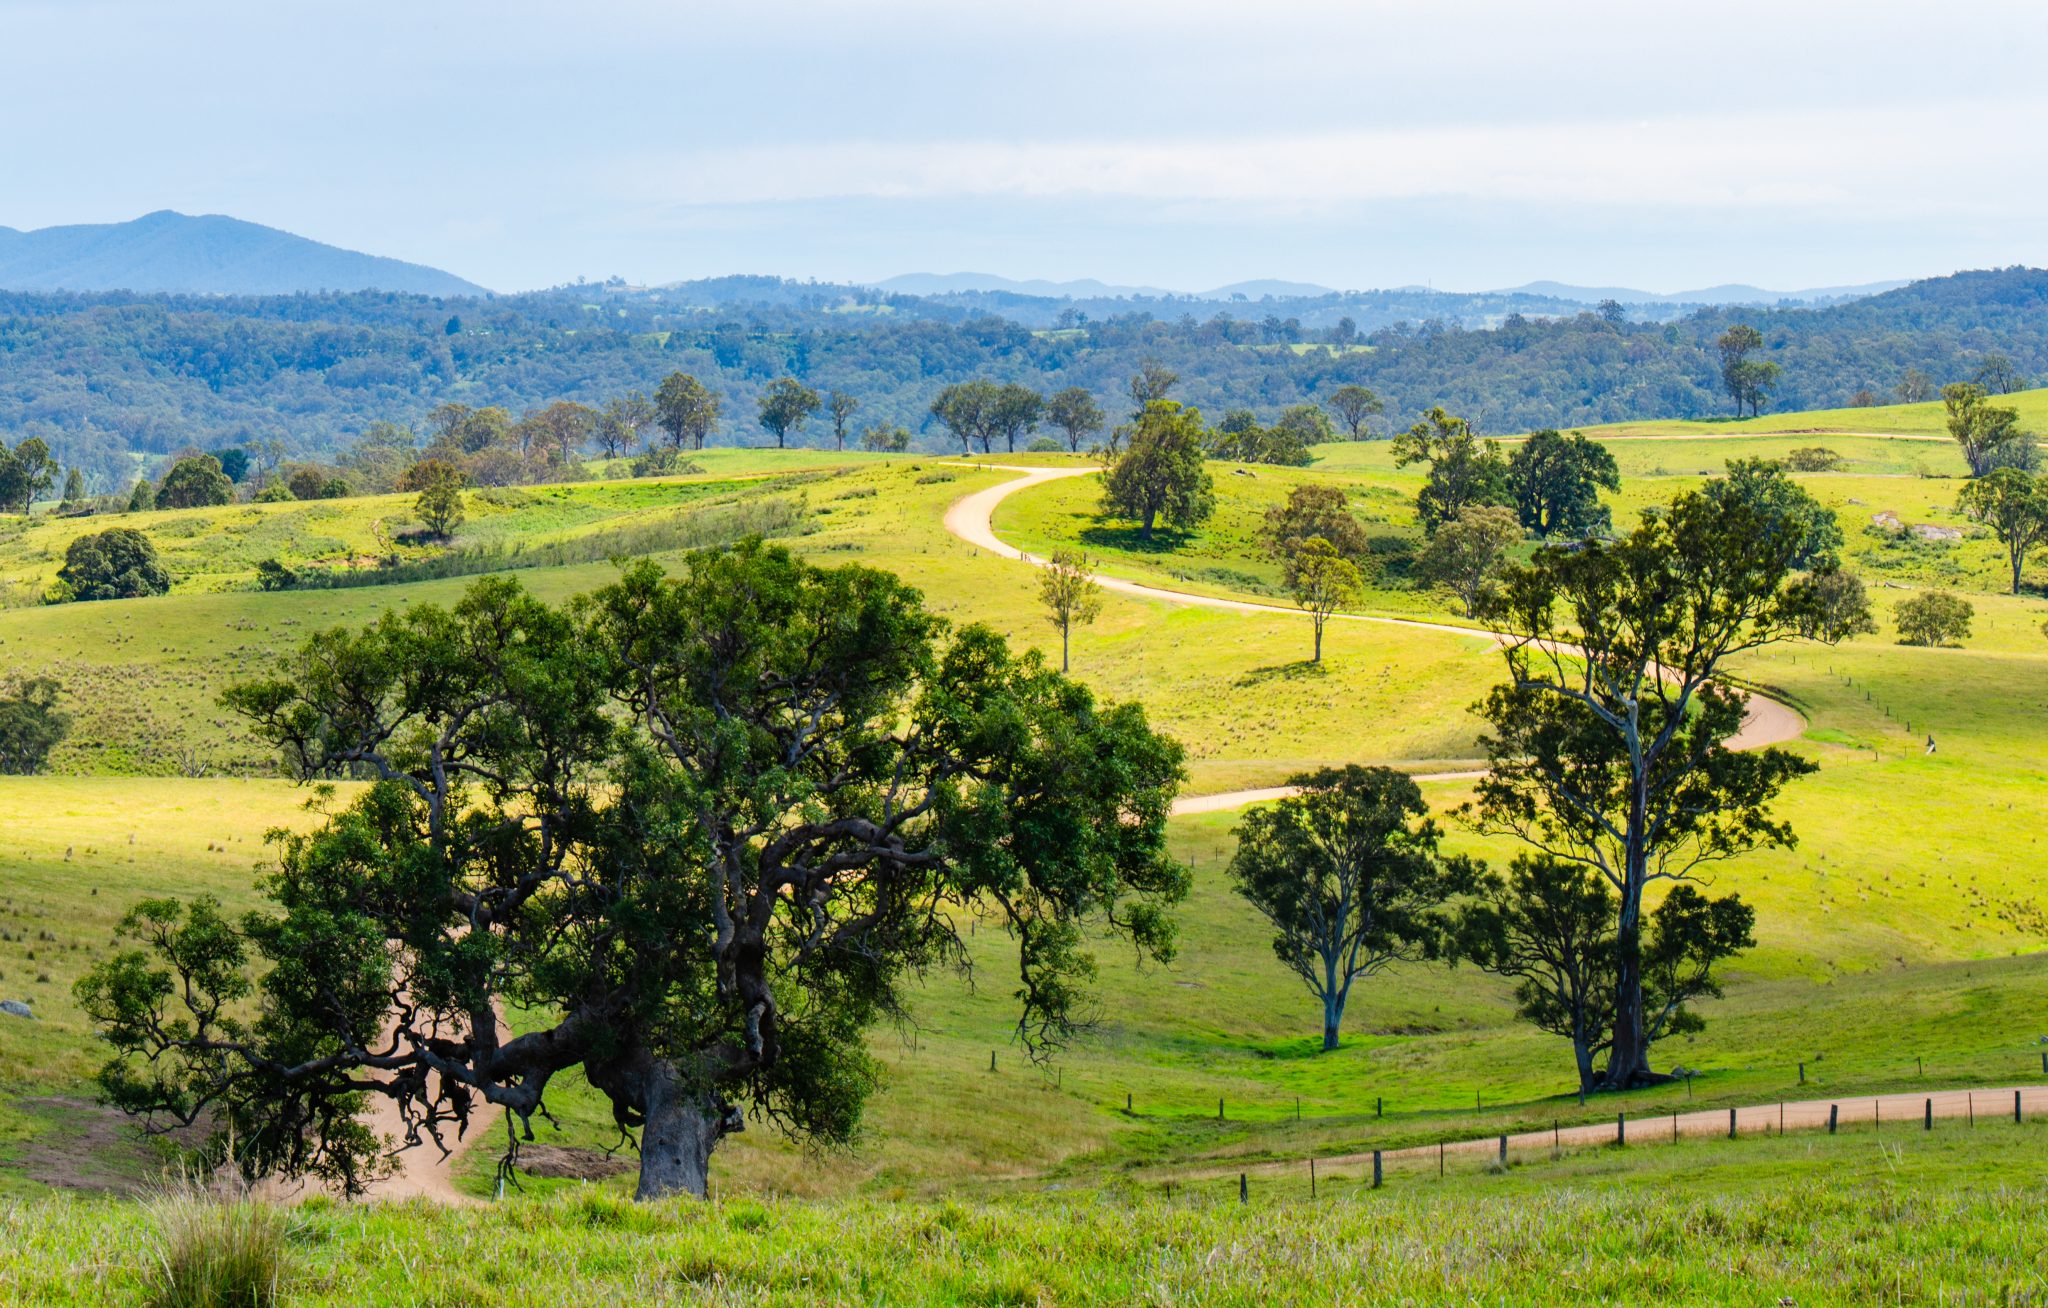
[7,1124,2048,1304]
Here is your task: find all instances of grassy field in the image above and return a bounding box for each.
[8,1122,2048,1304]
[0,396,2044,1279]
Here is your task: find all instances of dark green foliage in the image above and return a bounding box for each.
[1455,857,1754,1094]
[155,455,234,510]
[1207,409,1314,466]
[1506,430,1619,538]
[1099,400,1214,539]
[254,559,296,591]
[1230,767,1474,1050]
[57,527,172,600]
[1708,458,1845,571]
[1260,483,1369,559]
[211,447,251,482]
[0,675,69,773]
[78,545,1187,1199]
[1391,408,1510,532]
[1943,383,2032,477]
[756,377,821,448]
[1046,387,1105,451]
[1469,468,1870,1089]
[1955,468,2048,593]
[125,479,155,513]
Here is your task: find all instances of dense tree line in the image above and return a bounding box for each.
[4,270,2047,481]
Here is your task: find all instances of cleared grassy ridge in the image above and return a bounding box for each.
[8,1123,2048,1304]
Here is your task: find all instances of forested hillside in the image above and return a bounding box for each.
[4,268,2045,486]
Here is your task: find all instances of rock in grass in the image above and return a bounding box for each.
[0,1000,33,1019]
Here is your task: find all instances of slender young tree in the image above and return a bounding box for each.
[930,380,999,454]
[1418,505,1523,615]
[826,391,859,451]
[1943,383,2028,477]
[1467,466,1869,1090]
[597,393,656,458]
[1285,536,1362,663]
[1037,548,1103,671]
[1230,767,1473,1051]
[1391,408,1510,532]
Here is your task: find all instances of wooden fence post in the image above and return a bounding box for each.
[1375,1096,1382,1118]
[1497,1134,1507,1165]
[1218,1097,1225,1123]
[1372,1151,1383,1189]
[1798,1061,1805,1084]
[1438,1140,1444,1177]
[1616,1113,1625,1147]
[989,1050,996,1072]
[1828,1104,1838,1134]
[2016,1090,2024,1124]
[1310,1157,1317,1198]
[1924,1098,1933,1131]
[1239,1173,1247,1204]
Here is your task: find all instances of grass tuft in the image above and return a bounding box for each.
[140,1180,293,1308]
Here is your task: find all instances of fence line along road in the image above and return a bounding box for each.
[1198,1084,2046,1188]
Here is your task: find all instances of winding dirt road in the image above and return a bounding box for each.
[943,463,1804,816]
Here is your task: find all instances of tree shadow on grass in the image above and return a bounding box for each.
[1233,659,1326,688]
[1076,523,1199,555]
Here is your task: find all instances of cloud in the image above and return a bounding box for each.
[630,99,2048,220]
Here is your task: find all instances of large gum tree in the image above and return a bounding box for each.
[1468,464,1869,1090]
[78,542,1189,1199]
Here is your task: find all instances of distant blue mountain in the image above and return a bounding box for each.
[1497,279,1909,307]
[871,272,1338,301]
[0,211,487,296]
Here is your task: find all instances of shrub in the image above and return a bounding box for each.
[254,559,296,591]
[1785,446,1844,472]
[285,467,350,501]
[252,481,294,503]
[0,675,68,774]
[141,1184,292,1308]
[630,446,705,478]
[57,527,171,601]
[1026,435,1066,453]
[1895,590,1973,646]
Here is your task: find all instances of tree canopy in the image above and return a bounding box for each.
[1098,400,1214,540]
[57,527,171,601]
[1506,430,1620,538]
[1391,407,1510,532]
[78,544,1189,1200]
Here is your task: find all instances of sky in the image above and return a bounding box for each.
[3,0,2045,294]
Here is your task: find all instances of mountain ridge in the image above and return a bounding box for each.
[0,211,487,297]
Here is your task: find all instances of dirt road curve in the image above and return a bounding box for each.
[1237,1085,2047,1184]
[942,463,1804,818]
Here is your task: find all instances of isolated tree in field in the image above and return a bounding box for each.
[1037,548,1103,671]
[124,479,153,513]
[58,527,171,600]
[1716,325,1780,417]
[1956,468,2048,594]
[1943,383,2029,477]
[1261,483,1369,560]
[654,372,721,450]
[1391,408,1510,532]
[824,391,859,451]
[1467,464,1869,1090]
[0,437,58,514]
[59,467,86,510]
[1127,360,1177,413]
[757,378,821,449]
[930,379,999,454]
[1784,446,1844,472]
[989,384,1044,453]
[0,675,70,774]
[1230,767,1472,1051]
[401,457,467,538]
[1099,400,1214,541]
[596,393,656,459]
[1326,385,1384,440]
[1973,353,2025,396]
[1285,536,1362,663]
[1506,430,1620,538]
[1418,504,1523,615]
[1046,387,1105,452]
[1454,857,1754,1095]
[1894,589,1973,646]
[155,455,235,510]
[77,544,1190,1201]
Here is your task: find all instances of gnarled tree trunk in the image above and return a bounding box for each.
[595,1051,743,1200]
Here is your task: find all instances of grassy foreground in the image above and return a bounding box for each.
[6,1121,2047,1305]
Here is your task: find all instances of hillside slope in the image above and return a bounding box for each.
[0,211,485,296]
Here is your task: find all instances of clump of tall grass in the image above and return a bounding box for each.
[139,1177,293,1308]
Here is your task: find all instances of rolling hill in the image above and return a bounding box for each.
[0,210,487,297]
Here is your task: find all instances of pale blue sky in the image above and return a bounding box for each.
[3,0,2044,293]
